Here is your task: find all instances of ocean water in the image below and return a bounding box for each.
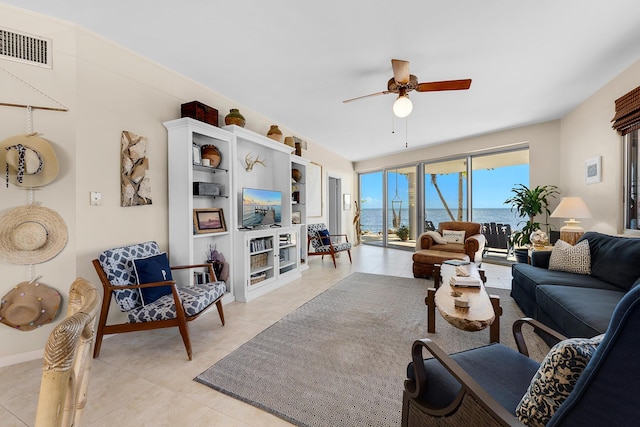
[360,208,524,233]
[243,204,282,226]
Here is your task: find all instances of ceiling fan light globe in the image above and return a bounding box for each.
[393,95,413,118]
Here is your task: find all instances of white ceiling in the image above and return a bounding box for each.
[4,1,640,161]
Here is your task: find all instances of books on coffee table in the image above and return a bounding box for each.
[443,259,471,266]
[449,276,482,288]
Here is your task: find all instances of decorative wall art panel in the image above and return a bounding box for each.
[121,130,152,206]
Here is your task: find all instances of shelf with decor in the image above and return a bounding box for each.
[291,154,309,269]
[164,117,235,304]
[235,226,300,302]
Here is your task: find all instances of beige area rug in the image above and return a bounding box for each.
[195,272,549,427]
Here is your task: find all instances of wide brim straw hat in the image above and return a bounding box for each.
[0,133,60,188]
[0,281,62,331]
[0,204,68,265]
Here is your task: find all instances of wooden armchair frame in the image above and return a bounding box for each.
[92,260,225,361]
[403,318,567,427]
[35,278,101,427]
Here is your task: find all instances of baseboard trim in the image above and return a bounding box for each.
[0,349,43,368]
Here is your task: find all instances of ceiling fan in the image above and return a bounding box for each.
[343,59,472,117]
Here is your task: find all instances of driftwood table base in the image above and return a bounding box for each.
[425,263,502,343]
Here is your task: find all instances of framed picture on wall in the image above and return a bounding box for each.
[192,143,202,165]
[343,193,351,210]
[585,156,602,184]
[193,208,226,234]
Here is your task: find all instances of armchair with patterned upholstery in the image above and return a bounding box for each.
[92,241,226,361]
[307,223,352,268]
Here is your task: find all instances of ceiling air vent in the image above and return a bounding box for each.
[0,27,52,68]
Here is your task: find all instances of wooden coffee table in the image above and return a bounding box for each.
[425,262,502,343]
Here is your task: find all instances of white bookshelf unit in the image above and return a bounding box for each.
[235,226,300,302]
[164,118,236,304]
[291,155,309,270]
[165,118,307,304]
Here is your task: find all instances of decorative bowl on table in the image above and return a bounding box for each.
[530,229,549,248]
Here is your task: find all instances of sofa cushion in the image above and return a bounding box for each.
[408,343,539,414]
[511,263,620,317]
[535,285,623,337]
[579,232,640,291]
[516,335,604,427]
[549,240,591,275]
[429,242,466,254]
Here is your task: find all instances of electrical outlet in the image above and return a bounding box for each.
[90,191,102,206]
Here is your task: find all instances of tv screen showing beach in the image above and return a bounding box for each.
[242,188,282,227]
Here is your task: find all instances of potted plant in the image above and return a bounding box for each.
[397,224,410,241]
[504,184,560,262]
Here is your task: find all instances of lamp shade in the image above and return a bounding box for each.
[550,197,592,219]
[393,95,413,118]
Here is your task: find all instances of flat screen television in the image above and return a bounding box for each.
[242,187,282,227]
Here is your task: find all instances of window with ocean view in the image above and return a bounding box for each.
[358,148,529,252]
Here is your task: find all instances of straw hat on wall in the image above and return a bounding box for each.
[1,133,60,188]
[0,204,68,265]
[0,281,62,331]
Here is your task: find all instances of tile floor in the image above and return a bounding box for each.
[0,245,513,427]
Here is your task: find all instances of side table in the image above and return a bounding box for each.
[527,245,554,264]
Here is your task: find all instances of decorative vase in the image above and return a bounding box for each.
[224,108,245,127]
[284,136,295,149]
[266,125,283,143]
[200,145,222,168]
[292,168,302,182]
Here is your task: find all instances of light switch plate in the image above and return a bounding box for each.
[90,191,102,206]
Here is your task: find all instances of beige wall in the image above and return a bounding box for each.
[0,4,354,365]
[559,59,640,235]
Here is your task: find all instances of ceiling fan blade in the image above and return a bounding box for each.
[391,59,410,85]
[416,79,472,92]
[343,91,390,103]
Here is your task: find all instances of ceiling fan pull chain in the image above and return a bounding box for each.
[405,117,409,148]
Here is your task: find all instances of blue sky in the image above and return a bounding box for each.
[360,164,529,209]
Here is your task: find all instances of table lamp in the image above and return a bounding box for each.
[550,196,592,245]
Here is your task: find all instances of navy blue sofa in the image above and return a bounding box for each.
[511,231,640,338]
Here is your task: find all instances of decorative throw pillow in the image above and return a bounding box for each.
[442,229,466,244]
[133,252,174,305]
[318,229,331,246]
[424,230,447,244]
[549,239,591,275]
[516,334,604,427]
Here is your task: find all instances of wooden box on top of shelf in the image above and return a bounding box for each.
[181,101,218,127]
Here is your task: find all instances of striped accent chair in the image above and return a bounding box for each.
[307,223,352,268]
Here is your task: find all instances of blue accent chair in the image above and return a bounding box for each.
[402,283,640,426]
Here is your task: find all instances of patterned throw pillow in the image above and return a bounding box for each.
[548,239,591,274]
[516,335,604,426]
[424,230,447,244]
[442,229,466,243]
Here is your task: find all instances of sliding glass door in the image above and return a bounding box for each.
[358,148,529,253]
[388,166,418,249]
[359,171,384,245]
[424,158,468,227]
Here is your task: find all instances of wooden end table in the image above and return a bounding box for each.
[425,262,502,343]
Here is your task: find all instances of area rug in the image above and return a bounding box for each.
[195,272,549,426]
